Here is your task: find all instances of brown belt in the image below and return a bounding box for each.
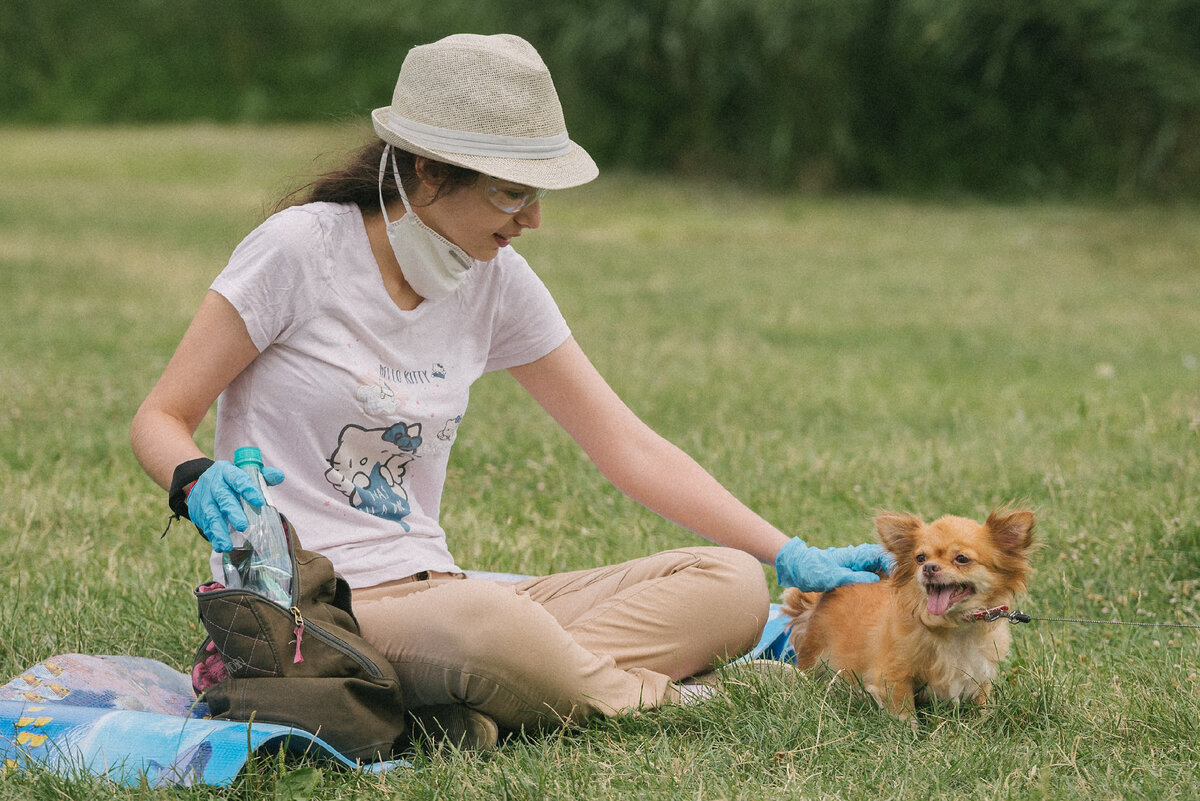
[353,570,466,604]
[392,570,462,585]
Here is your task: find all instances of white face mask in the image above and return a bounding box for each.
[378,146,475,301]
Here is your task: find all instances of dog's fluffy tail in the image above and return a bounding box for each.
[780,587,822,639]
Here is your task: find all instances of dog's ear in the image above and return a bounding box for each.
[875,513,923,555]
[985,509,1035,553]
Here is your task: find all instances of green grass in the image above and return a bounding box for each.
[1,124,1198,799]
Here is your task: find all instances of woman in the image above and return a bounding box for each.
[131,33,888,749]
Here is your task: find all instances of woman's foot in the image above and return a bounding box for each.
[674,659,798,705]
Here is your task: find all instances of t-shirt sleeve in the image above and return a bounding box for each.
[483,253,571,372]
[210,208,324,352]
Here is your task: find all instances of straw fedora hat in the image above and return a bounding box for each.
[372,33,598,190]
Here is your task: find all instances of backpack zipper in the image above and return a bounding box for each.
[296,614,386,679]
[290,606,305,664]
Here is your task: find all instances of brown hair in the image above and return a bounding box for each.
[274,138,480,214]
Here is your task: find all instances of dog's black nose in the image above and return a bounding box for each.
[923,563,940,576]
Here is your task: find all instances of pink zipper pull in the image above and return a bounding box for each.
[291,606,305,664]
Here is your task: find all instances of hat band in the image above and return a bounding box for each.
[387,111,572,160]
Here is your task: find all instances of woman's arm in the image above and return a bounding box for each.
[130,290,260,489]
[508,336,790,564]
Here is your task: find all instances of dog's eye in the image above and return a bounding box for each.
[915,554,927,564]
[954,554,971,565]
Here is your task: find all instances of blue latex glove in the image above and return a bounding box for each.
[775,537,893,592]
[186,460,285,552]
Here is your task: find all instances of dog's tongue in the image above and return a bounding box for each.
[927,586,957,616]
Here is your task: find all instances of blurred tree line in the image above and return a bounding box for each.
[3,0,1198,197]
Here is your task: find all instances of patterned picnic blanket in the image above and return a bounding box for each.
[0,653,404,787]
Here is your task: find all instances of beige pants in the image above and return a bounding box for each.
[351,547,769,732]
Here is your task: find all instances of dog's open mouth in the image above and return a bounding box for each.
[925,583,975,616]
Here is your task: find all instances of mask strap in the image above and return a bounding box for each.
[391,151,416,215]
[377,145,393,224]
[378,144,419,219]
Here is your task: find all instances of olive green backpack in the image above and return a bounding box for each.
[192,519,408,762]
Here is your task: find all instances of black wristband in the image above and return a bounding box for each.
[168,457,215,520]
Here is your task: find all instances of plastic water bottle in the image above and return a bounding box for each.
[221,446,293,606]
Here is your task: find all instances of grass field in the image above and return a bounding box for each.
[1,125,1198,799]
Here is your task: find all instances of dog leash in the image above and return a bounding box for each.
[965,605,1200,631]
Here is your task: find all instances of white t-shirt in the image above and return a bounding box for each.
[209,202,570,588]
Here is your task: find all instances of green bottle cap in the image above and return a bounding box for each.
[233,446,264,468]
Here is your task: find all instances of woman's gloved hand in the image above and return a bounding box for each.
[168,458,284,552]
[775,537,893,592]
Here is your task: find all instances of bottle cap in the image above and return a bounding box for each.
[233,446,264,468]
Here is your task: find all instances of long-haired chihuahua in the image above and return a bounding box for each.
[782,510,1035,723]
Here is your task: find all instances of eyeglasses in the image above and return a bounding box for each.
[484,181,548,213]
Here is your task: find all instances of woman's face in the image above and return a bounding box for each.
[412,175,543,261]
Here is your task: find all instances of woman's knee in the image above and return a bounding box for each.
[680,546,771,654]
[695,547,769,605]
